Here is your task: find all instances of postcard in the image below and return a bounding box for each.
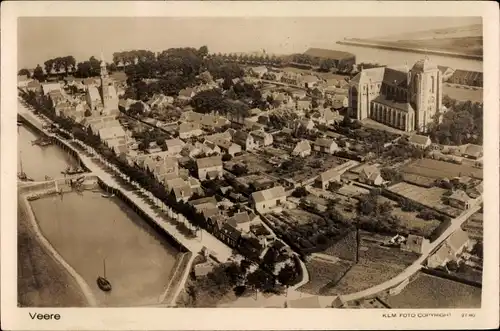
[1,1,499,330]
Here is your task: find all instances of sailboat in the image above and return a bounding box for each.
[97,258,112,292]
[17,150,33,182]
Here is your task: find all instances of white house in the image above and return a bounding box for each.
[196,156,223,181]
[409,134,432,149]
[358,165,384,186]
[250,129,273,147]
[313,138,339,154]
[316,168,341,190]
[179,122,203,139]
[251,186,287,214]
[292,140,312,158]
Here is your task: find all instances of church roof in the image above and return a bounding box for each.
[411,57,438,72]
[88,86,102,102]
[372,95,415,113]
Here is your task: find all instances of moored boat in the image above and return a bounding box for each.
[97,259,112,292]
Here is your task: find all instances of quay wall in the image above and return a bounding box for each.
[96,178,189,253]
[18,111,189,254]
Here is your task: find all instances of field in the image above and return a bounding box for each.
[329,233,420,294]
[443,84,483,103]
[226,153,275,174]
[462,212,483,241]
[281,209,324,226]
[298,257,353,295]
[383,272,481,308]
[391,206,442,238]
[300,231,420,296]
[272,154,346,184]
[388,182,462,217]
[402,158,483,180]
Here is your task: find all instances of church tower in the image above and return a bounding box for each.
[100,52,109,88]
[409,57,442,133]
[99,52,116,113]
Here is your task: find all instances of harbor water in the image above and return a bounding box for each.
[18,105,181,307]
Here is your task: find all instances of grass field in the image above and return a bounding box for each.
[283,209,324,226]
[462,212,483,241]
[298,257,353,295]
[402,158,483,180]
[301,231,419,296]
[391,206,442,238]
[388,182,462,217]
[383,272,481,308]
[443,84,483,103]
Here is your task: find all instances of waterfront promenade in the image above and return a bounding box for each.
[18,103,234,306]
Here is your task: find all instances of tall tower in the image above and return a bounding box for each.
[100,52,109,86]
[409,57,441,132]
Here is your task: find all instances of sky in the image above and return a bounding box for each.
[18,16,481,69]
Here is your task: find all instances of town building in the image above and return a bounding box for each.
[408,134,432,149]
[448,190,474,210]
[41,82,62,96]
[301,75,320,89]
[438,66,456,82]
[463,144,483,160]
[358,165,384,186]
[164,138,185,155]
[316,168,342,190]
[143,154,179,182]
[179,122,203,139]
[233,130,257,151]
[292,140,312,157]
[196,156,223,181]
[448,69,483,87]
[250,129,273,147]
[313,138,339,154]
[249,66,268,78]
[251,186,287,214]
[178,87,196,101]
[349,58,446,132]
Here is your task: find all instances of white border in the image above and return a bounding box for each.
[2,2,499,330]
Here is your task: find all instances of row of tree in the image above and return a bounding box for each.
[20,87,303,296]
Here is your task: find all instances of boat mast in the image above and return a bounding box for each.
[19,150,24,174]
[103,258,106,279]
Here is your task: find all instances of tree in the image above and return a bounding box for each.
[222,153,232,162]
[129,102,145,116]
[246,268,275,292]
[277,264,297,287]
[292,187,308,198]
[33,65,45,82]
[18,69,31,77]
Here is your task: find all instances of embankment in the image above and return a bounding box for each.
[337,40,483,61]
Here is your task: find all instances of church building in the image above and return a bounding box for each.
[348,57,446,132]
[85,55,120,116]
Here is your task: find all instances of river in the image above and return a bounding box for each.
[18,114,181,307]
[333,43,483,72]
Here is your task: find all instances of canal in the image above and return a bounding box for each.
[18,107,181,307]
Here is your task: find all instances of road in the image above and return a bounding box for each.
[220,202,480,307]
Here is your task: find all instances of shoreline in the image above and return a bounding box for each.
[18,192,98,307]
[337,40,483,62]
